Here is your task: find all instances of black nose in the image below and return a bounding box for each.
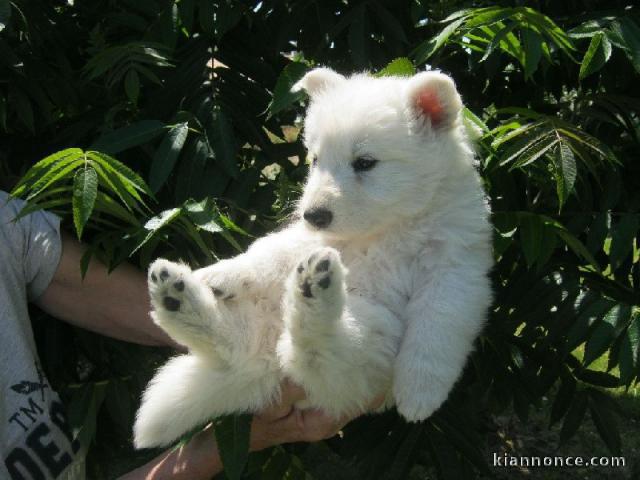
[303,208,333,228]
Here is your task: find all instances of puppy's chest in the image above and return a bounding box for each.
[340,248,415,316]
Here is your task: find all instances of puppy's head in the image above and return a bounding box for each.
[293,68,468,240]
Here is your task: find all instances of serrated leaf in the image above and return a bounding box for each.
[149,122,188,193]
[579,32,612,80]
[11,148,84,195]
[27,157,86,200]
[91,120,165,154]
[375,57,415,77]
[554,142,577,207]
[72,167,98,239]
[559,390,588,445]
[214,414,252,480]
[207,107,239,178]
[124,69,140,103]
[88,151,153,198]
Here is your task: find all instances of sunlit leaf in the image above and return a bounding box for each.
[579,32,612,80]
[72,166,98,239]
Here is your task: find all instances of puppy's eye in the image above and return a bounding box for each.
[352,156,378,172]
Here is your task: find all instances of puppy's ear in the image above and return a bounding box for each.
[406,71,462,130]
[292,68,346,98]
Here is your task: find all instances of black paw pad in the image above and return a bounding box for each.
[163,296,180,311]
[159,269,169,281]
[315,259,330,273]
[174,280,184,292]
[317,275,331,289]
[301,280,313,298]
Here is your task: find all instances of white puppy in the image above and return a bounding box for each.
[133,69,493,449]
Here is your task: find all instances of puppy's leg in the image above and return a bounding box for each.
[134,354,280,449]
[279,248,401,416]
[148,259,223,354]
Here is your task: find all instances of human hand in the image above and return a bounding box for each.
[249,380,386,451]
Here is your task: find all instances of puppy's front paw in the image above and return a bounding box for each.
[295,247,345,304]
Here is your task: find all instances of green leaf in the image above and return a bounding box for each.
[267,61,309,118]
[88,151,153,198]
[72,166,98,239]
[133,207,182,253]
[431,416,489,474]
[91,120,166,154]
[588,390,621,454]
[579,32,612,80]
[144,207,182,231]
[375,57,415,77]
[207,107,239,178]
[559,390,588,445]
[27,157,86,200]
[583,305,629,367]
[609,214,639,272]
[550,375,576,426]
[214,414,252,480]
[149,122,189,193]
[0,0,11,32]
[519,213,543,267]
[184,198,223,233]
[554,142,577,207]
[619,313,640,385]
[67,381,108,450]
[11,148,84,196]
[609,18,640,74]
[124,69,140,103]
[522,28,543,79]
[412,17,466,64]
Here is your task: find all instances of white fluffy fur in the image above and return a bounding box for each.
[133,69,493,449]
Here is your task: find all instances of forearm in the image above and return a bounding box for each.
[119,425,223,480]
[36,231,178,347]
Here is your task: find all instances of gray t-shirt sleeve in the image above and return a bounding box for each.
[0,191,62,301]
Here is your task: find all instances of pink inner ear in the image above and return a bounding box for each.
[416,89,445,127]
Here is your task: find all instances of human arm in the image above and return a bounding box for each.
[36,231,178,348]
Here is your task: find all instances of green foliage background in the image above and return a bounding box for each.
[1,0,639,478]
